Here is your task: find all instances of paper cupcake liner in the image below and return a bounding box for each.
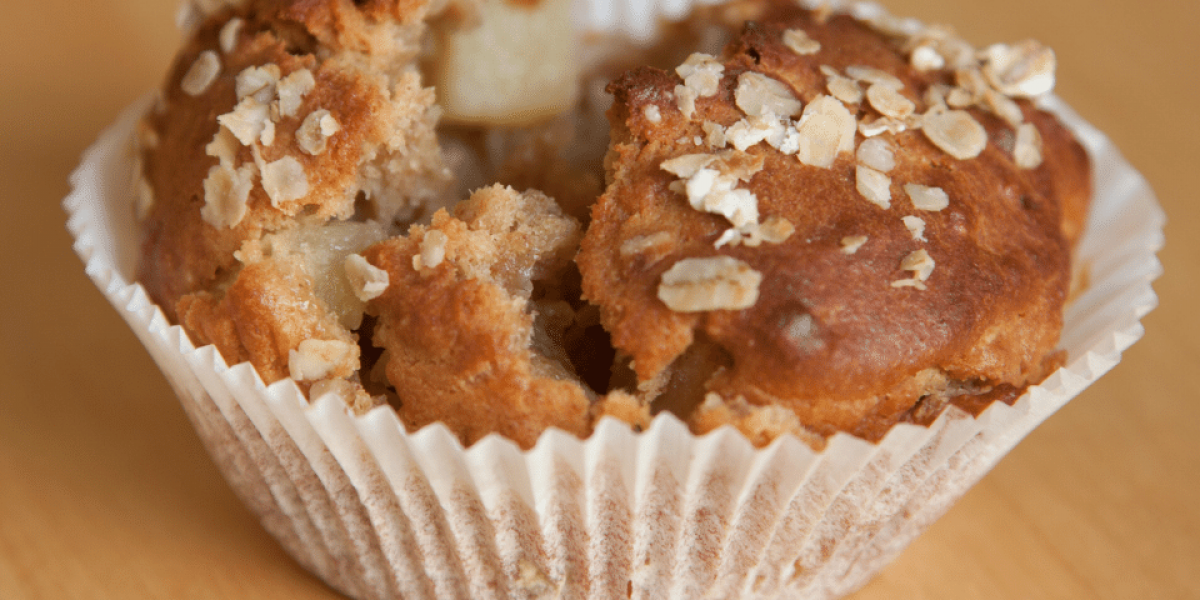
[65,1,1163,597]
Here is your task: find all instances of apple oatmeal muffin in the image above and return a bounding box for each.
[136,0,1089,449]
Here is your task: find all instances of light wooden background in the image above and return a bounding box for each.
[1,0,1196,598]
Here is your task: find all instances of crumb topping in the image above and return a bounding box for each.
[658,256,762,312]
[643,105,662,124]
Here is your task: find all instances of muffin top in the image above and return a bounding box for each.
[577,0,1089,443]
[136,0,1089,448]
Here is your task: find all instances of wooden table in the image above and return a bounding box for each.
[2,0,1196,598]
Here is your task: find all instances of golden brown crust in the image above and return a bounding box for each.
[577,3,1090,442]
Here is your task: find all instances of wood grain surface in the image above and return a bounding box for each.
[1,0,1196,598]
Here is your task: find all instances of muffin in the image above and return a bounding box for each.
[135,0,1088,450]
[578,1,1090,445]
[66,0,1163,598]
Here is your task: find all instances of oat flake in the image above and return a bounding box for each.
[658,256,762,312]
[181,50,221,96]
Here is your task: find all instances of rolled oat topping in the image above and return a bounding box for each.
[674,53,725,119]
[674,85,700,119]
[735,72,803,118]
[344,254,390,301]
[726,116,782,152]
[414,230,448,271]
[821,65,864,105]
[218,97,271,146]
[840,235,868,254]
[261,156,308,206]
[276,69,316,118]
[982,40,1056,98]
[620,231,674,257]
[845,65,904,89]
[795,96,855,168]
[910,44,944,71]
[235,64,281,103]
[702,120,727,147]
[921,108,987,160]
[782,28,821,55]
[205,126,239,166]
[892,248,936,290]
[200,163,255,228]
[856,137,895,172]
[866,83,915,119]
[658,256,762,312]
[902,215,927,241]
[904,183,950,211]
[181,50,221,96]
[1014,122,1044,169]
[856,165,892,209]
[676,53,725,97]
[218,17,243,54]
[297,109,341,155]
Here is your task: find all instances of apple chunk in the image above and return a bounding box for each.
[432,0,578,126]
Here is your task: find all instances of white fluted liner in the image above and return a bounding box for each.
[65,2,1163,597]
